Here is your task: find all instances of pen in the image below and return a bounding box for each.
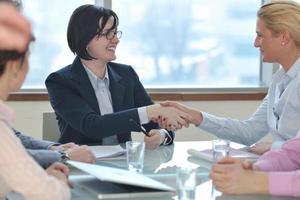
[129,118,150,137]
[273,107,280,130]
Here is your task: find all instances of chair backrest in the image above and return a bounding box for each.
[42,112,60,142]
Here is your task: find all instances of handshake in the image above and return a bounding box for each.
[146,101,203,131]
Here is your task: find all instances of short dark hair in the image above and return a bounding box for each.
[0,51,25,76]
[0,34,35,76]
[67,4,119,60]
[0,0,22,9]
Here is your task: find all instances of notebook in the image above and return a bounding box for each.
[89,145,126,159]
[187,147,259,162]
[68,161,176,199]
[71,175,175,199]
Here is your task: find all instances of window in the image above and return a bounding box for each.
[22,0,94,88]
[113,0,262,87]
[20,0,264,89]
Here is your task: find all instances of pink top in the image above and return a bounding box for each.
[255,131,300,197]
[0,100,70,200]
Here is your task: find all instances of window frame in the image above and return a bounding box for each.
[10,0,270,101]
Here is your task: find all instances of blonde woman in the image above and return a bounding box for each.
[0,2,70,200]
[210,0,300,197]
[161,0,300,155]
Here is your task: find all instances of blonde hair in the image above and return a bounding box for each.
[258,0,300,48]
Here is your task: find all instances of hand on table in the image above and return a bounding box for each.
[46,162,69,186]
[249,142,271,155]
[144,129,164,149]
[210,157,268,195]
[67,145,96,163]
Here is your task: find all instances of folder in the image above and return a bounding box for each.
[188,147,259,162]
[68,161,176,199]
[89,145,126,159]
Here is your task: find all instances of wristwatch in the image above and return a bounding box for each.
[59,150,70,164]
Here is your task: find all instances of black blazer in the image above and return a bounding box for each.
[45,57,174,145]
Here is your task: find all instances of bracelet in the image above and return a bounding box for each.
[58,150,70,164]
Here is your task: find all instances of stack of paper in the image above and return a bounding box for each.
[68,161,175,191]
[89,145,126,159]
[187,147,259,162]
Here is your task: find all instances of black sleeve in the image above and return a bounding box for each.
[46,72,141,140]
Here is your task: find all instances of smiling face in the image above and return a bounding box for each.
[254,18,283,63]
[86,16,119,64]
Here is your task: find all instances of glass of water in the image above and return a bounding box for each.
[176,167,197,200]
[126,141,145,173]
[212,139,230,163]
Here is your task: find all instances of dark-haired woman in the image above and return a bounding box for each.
[46,5,191,148]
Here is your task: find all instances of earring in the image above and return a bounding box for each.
[281,42,285,46]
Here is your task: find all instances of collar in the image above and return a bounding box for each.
[273,57,300,81]
[285,57,300,79]
[82,63,110,86]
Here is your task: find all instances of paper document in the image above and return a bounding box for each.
[71,175,175,199]
[89,145,126,159]
[188,147,259,162]
[68,161,175,192]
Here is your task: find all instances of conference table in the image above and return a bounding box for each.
[70,141,297,200]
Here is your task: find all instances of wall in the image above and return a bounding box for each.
[8,100,272,142]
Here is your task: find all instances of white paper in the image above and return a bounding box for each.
[67,161,175,191]
[89,145,126,159]
[188,147,259,162]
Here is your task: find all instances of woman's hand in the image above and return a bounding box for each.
[249,142,271,155]
[146,104,192,131]
[144,129,164,149]
[210,157,268,195]
[160,101,203,126]
[46,162,69,186]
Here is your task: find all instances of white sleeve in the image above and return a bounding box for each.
[198,96,270,146]
[0,122,70,200]
[138,106,150,124]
